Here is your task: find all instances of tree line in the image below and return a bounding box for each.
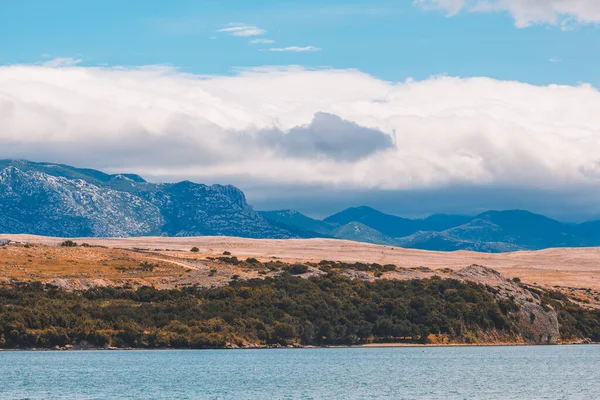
[0,273,598,349]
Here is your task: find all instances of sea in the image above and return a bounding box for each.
[0,345,598,399]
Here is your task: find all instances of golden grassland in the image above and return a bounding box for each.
[2,234,600,306]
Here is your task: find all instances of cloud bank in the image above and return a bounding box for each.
[417,0,600,28]
[2,62,600,217]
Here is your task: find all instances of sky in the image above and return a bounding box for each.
[1,0,600,220]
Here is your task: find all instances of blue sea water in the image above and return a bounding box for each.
[0,345,598,399]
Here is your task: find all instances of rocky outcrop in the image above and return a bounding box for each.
[452,265,559,344]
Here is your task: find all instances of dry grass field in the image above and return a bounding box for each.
[2,235,600,300]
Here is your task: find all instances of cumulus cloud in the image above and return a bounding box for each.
[218,23,266,37]
[2,63,600,217]
[416,0,600,28]
[257,112,395,161]
[269,46,321,52]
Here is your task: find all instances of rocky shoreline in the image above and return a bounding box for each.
[3,339,598,352]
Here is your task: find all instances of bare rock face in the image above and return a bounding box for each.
[452,265,559,344]
[516,301,559,345]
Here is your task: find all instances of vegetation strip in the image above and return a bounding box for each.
[1,273,599,349]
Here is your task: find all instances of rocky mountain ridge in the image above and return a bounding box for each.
[3,160,600,252]
[0,160,291,239]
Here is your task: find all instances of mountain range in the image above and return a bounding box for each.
[260,207,600,252]
[2,159,600,252]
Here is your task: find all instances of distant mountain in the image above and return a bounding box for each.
[573,220,600,245]
[395,231,524,253]
[419,214,473,232]
[259,210,334,236]
[332,221,397,246]
[0,160,293,238]
[4,159,600,252]
[324,206,418,237]
[445,210,577,249]
[263,206,600,252]
[324,206,470,238]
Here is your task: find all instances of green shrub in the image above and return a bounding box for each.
[287,264,309,275]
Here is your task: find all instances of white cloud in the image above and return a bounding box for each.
[269,46,321,52]
[416,0,600,28]
[549,58,561,63]
[250,38,275,44]
[417,0,465,15]
[1,63,600,203]
[218,23,266,37]
[41,57,83,67]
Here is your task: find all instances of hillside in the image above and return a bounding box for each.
[0,238,599,349]
[5,234,600,294]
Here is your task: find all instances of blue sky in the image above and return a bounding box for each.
[2,0,600,220]
[2,0,599,86]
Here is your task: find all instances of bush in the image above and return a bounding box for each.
[223,251,231,255]
[60,240,78,247]
[286,264,309,275]
[190,247,200,253]
[217,256,240,265]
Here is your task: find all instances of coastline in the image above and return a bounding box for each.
[2,341,597,352]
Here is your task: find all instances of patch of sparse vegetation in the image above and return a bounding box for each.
[116,262,158,273]
[283,264,309,275]
[316,260,396,274]
[217,256,240,265]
